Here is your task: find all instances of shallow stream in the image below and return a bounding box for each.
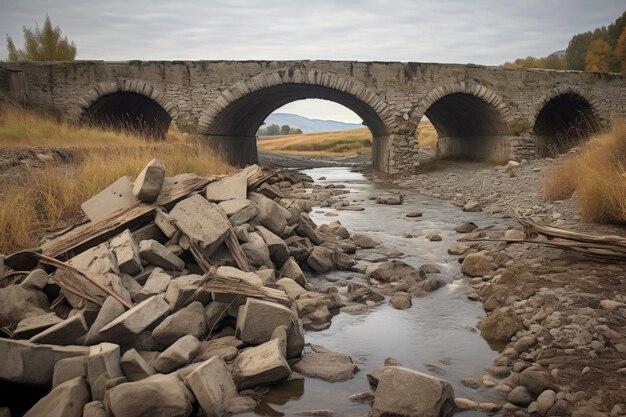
[244,167,508,417]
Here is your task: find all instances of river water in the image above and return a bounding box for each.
[244,167,507,417]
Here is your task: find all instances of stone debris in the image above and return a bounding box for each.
[0,165,383,417]
[132,159,165,203]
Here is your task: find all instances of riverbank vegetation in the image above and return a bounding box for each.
[0,109,231,253]
[543,120,626,223]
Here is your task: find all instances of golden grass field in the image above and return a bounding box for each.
[0,109,231,253]
[257,120,438,156]
[543,121,626,223]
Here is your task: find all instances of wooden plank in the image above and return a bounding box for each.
[42,175,211,258]
[224,228,252,272]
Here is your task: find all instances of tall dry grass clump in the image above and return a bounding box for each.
[0,110,232,253]
[543,120,626,223]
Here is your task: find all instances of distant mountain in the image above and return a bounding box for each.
[262,113,364,133]
[551,50,566,57]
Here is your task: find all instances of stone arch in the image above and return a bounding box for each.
[78,80,178,137]
[410,82,514,161]
[531,87,604,157]
[197,68,397,170]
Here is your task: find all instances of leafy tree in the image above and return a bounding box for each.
[289,127,303,134]
[616,25,626,73]
[280,124,290,135]
[6,15,77,62]
[543,54,564,70]
[585,39,612,72]
[566,32,595,70]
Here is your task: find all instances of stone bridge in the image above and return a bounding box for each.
[1,60,626,174]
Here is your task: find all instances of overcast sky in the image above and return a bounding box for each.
[1,0,623,122]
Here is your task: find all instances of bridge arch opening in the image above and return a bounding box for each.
[82,91,172,138]
[419,92,512,161]
[198,71,395,170]
[533,92,600,157]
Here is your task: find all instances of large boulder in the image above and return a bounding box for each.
[236,298,295,345]
[255,225,289,265]
[109,230,142,275]
[218,199,257,226]
[249,192,288,235]
[370,366,455,417]
[99,295,171,344]
[120,348,156,382]
[169,194,231,257]
[0,285,50,327]
[206,176,247,202]
[352,232,381,249]
[477,308,524,342]
[241,232,272,268]
[232,339,291,390]
[87,343,124,401]
[155,335,201,373]
[291,346,357,382]
[84,296,126,345]
[132,159,165,202]
[165,274,212,309]
[105,373,193,417]
[366,260,422,283]
[461,253,496,277]
[307,246,335,273]
[185,357,256,417]
[24,376,89,417]
[152,301,207,346]
[0,338,89,386]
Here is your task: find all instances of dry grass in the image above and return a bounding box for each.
[0,109,231,253]
[258,127,373,156]
[417,120,438,148]
[257,119,438,156]
[543,121,626,223]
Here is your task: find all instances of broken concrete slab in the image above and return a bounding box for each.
[23,376,90,417]
[132,159,165,203]
[240,232,272,268]
[279,257,307,286]
[120,348,156,382]
[14,312,63,339]
[0,338,89,386]
[185,356,256,417]
[255,225,289,265]
[276,277,307,300]
[99,295,171,344]
[138,239,185,271]
[154,207,177,238]
[84,296,126,345]
[249,192,288,235]
[219,199,258,226]
[152,301,207,347]
[165,274,212,309]
[110,230,142,275]
[206,175,247,202]
[135,267,172,302]
[155,334,201,373]
[233,338,291,390]
[29,314,88,345]
[236,298,295,345]
[52,356,88,387]
[0,285,50,327]
[105,373,193,417]
[169,194,231,257]
[81,176,136,221]
[88,342,124,402]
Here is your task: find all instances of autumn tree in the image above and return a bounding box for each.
[616,25,626,73]
[585,39,612,72]
[6,15,77,62]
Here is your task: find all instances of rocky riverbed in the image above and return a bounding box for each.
[1,154,625,417]
[366,155,626,417]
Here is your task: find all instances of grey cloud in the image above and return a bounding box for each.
[0,0,624,64]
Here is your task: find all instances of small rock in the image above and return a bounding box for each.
[390,292,412,310]
[132,159,165,203]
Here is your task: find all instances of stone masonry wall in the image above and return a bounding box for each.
[1,60,625,174]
